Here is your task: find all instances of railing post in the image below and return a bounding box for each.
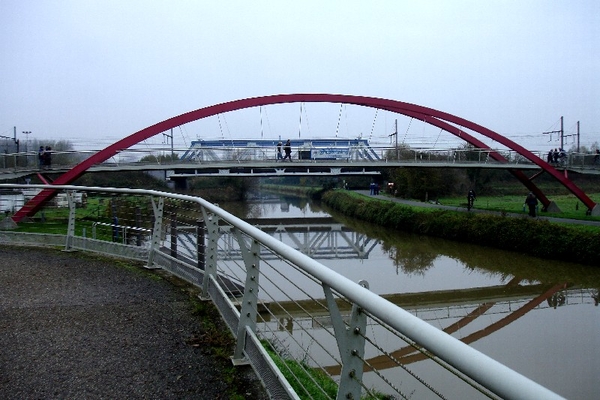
[135,206,142,246]
[170,211,177,259]
[64,191,76,251]
[197,218,205,272]
[201,214,219,297]
[232,229,260,364]
[146,196,164,269]
[323,281,368,400]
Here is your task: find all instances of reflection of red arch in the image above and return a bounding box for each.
[12,94,597,222]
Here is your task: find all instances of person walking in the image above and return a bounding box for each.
[38,146,45,169]
[43,146,52,169]
[276,142,283,161]
[282,139,292,161]
[467,189,476,210]
[525,192,538,217]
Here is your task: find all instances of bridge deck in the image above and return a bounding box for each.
[3,159,597,181]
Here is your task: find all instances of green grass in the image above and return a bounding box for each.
[438,193,600,221]
[263,340,392,400]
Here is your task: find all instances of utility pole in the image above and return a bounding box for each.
[388,119,398,160]
[577,121,580,153]
[13,126,19,153]
[163,128,174,160]
[563,121,580,153]
[542,116,563,149]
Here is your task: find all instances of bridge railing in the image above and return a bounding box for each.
[0,184,564,399]
[1,146,599,175]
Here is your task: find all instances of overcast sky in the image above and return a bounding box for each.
[1,0,598,153]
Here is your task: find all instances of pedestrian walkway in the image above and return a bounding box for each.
[0,246,267,399]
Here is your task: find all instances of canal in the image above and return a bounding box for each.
[219,193,599,399]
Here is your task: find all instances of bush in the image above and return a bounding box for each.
[321,190,599,267]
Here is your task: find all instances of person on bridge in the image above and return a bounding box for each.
[525,192,538,217]
[276,141,283,161]
[43,146,52,169]
[282,139,292,161]
[594,149,599,166]
[38,146,45,169]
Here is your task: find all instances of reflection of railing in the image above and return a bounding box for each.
[0,184,564,400]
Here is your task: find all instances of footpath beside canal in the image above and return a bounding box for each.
[0,246,267,399]
[355,190,600,227]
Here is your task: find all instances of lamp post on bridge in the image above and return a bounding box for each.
[388,119,398,160]
[22,131,31,167]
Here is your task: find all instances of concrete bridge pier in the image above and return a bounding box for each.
[545,201,562,213]
[172,177,188,191]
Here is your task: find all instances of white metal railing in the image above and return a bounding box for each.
[0,184,565,400]
[1,146,600,174]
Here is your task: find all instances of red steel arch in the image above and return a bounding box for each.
[12,94,597,222]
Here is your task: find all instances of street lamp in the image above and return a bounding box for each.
[22,131,31,167]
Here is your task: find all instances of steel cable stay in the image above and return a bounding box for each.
[432,127,444,149]
[335,103,343,138]
[177,124,190,150]
[262,106,275,140]
[361,334,447,400]
[260,106,264,139]
[363,311,447,399]
[358,354,419,400]
[253,304,332,400]
[365,312,500,400]
[253,257,342,359]
[222,234,344,362]
[297,102,303,139]
[368,108,379,142]
[257,316,326,400]
[301,102,312,138]
[247,260,339,399]
[401,117,412,146]
[227,234,412,398]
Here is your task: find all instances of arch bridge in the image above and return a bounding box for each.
[12,94,599,222]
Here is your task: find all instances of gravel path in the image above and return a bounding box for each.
[0,246,267,399]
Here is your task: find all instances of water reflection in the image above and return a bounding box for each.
[230,193,600,399]
[220,194,327,220]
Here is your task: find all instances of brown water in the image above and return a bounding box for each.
[222,194,600,399]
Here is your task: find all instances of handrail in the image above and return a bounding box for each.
[0,183,564,399]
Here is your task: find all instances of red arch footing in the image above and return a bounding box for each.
[12,94,597,222]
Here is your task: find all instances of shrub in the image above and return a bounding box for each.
[321,190,599,267]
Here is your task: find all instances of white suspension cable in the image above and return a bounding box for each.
[298,102,303,139]
[260,106,264,139]
[369,109,379,141]
[402,118,413,145]
[335,103,343,138]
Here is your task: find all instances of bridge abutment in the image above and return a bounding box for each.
[545,201,562,213]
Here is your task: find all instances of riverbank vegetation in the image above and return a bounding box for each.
[320,189,599,267]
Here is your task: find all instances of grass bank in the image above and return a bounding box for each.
[439,193,600,221]
[321,190,599,267]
